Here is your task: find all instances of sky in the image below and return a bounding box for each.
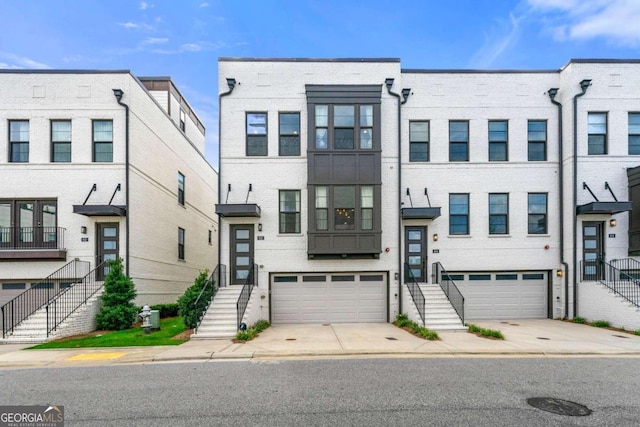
[1,0,639,167]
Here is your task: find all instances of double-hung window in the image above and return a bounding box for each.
[409,121,429,161]
[279,190,301,233]
[588,113,607,155]
[630,113,640,155]
[527,120,546,161]
[51,120,71,162]
[334,106,355,149]
[489,193,508,234]
[488,120,508,161]
[178,172,185,205]
[279,113,300,156]
[178,228,185,260]
[360,105,373,149]
[528,193,547,234]
[246,112,268,156]
[313,104,374,150]
[9,120,29,163]
[449,194,469,235]
[93,120,113,162]
[449,121,469,161]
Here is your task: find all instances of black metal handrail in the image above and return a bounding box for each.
[46,262,106,337]
[432,262,464,325]
[194,264,227,334]
[237,262,258,330]
[1,259,90,338]
[610,258,640,281]
[404,262,425,326]
[580,259,640,307]
[0,227,65,250]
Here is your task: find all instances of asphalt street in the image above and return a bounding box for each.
[2,357,639,426]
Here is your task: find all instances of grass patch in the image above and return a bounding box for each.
[590,320,610,328]
[235,320,270,341]
[27,317,188,349]
[393,314,439,341]
[634,330,640,336]
[572,316,587,324]
[466,323,504,340]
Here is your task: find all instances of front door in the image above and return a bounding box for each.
[405,226,428,282]
[97,223,119,280]
[582,221,604,280]
[230,225,254,285]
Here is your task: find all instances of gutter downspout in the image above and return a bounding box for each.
[217,79,236,273]
[114,93,130,276]
[547,89,569,318]
[572,79,591,318]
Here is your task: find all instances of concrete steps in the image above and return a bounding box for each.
[409,283,467,332]
[192,286,244,339]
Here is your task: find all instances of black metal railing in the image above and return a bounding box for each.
[1,259,90,338]
[404,262,425,325]
[194,264,227,334]
[433,262,464,325]
[237,262,258,330]
[611,258,640,281]
[580,259,640,307]
[46,262,106,337]
[0,227,65,250]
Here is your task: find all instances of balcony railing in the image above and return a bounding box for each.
[0,227,65,250]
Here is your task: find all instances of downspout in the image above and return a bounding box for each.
[547,88,570,319]
[572,79,591,318]
[217,78,236,271]
[113,89,130,276]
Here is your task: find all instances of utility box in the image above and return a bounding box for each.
[150,310,160,331]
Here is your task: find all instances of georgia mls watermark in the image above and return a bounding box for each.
[0,406,64,427]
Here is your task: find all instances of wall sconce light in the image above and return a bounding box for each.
[112,89,124,102]
[258,223,262,232]
[81,226,87,235]
[556,270,564,277]
[433,234,439,242]
[609,218,617,227]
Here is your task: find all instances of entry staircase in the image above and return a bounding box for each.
[583,258,640,308]
[1,260,105,344]
[404,262,467,331]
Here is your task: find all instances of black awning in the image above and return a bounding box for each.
[401,207,441,220]
[576,201,632,215]
[73,205,127,217]
[215,203,261,218]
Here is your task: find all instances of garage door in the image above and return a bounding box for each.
[453,272,548,320]
[271,273,387,324]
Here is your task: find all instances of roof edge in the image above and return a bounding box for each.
[0,69,131,74]
[402,68,560,74]
[219,57,400,63]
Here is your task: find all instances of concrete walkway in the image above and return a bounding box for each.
[1,319,640,369]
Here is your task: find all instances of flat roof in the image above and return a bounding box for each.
[402,68,559,74]
[219,57,400,63]
[0,69,131,74]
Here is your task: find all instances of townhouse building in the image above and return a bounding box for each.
[207,57,640,336]
[0,70,218,341]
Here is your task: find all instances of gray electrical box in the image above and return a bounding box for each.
[150,310,160,330]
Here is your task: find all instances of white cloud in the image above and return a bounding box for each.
[151,41,225,55]
[0,52,50,69]
[142,37,169,45]
[118,21,153,31]
[469,13,523,68]
[526,0,640,46]
[139,2,154,10]
[181,43,202,52]
[200,2,210,7]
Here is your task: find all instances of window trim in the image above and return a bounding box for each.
[8,119,29,163]
[527,119,547,161]
[180,109,186,132]
[279,189,301,234]
[409,120,430,162]
[50,119,72,163]
[488,120,508,162]
[528,193,548,235]
[92,119,113,163]
[629,112,640,155]
[449,120,469,162]
[449,193,470,235]
[178,227,185,260]
[246,112,268,156]
[488,193,509,235]
[588,112,608,155]
[278,112,301,156]
[178,172,185,206]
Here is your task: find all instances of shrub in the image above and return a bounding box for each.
[591,320,610,328]
[178,270,212,329]
[634,330,640,336]
[254,320,270,333]
[235,320,270,341]
[150,303,180,318]
[466,323,504,340]
[394,313,439,341]
[96,258,138,331]
[573,316,586,324]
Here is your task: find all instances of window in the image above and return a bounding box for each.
[315,186,328,230]
[246,112,267,156]
[51,120,71,162]
[334,186,355,230]
[449,121,469,161]
[528,193,547,234]
[279,113,300,156]
[360,105,373,149]
[9,120,29,163]
[410,121,429,161]
[488,120,508,161]
[528,120,547,161]
[279,190,301,233]
[361,186,373,230]
[334,105,355,149]
[93,120,113,162]
[629,113,640,155]
[489,193,508,234]
[0,199,57,248]
[178,228,185,260]
[315,105,328,149]
[314,104,374,150]
[178,172,185,205]
[449,194,469,235]
[180,110,186,132]
[2,283,26,290]
[208,229,212,245]
[588,113,607,155]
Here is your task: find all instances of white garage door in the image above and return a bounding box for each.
[453,272,548,320]
[271,273,387,324]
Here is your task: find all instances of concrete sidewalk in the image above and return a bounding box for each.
[2,319,640,369]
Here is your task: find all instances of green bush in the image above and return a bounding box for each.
[591,320,610,328]
[235,320,270,341]
[96,259,138,331]
[573,316,586,324]
[178,270,212,329]
[466,323,504,340]
[634,330,640,336]
[393,313,439,341]
[150,303,180,318]
[254,320,270,332]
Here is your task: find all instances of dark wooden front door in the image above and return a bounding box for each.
[97,223,119,280]
[230,225,254,285]
[582,221,604,280]
[405,226,428,282]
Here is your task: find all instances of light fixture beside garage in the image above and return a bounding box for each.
[556,270,564,277]
[609,218,617,227]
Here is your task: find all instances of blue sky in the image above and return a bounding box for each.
[2,0,639,166]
